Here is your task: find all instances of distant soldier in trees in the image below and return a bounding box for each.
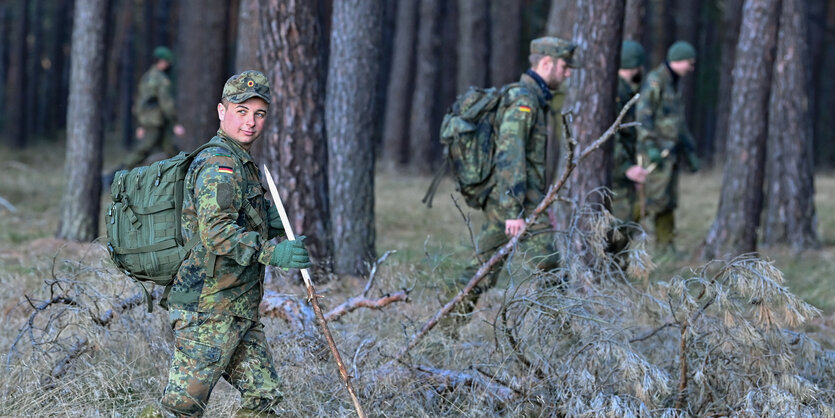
[113,46,185,173]
[612,40,649,223]
[455,37,577,323]
[636,40,701,256]
[140,71,311,417]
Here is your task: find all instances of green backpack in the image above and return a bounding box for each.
[423,83,520,209]
[105,143,230,312]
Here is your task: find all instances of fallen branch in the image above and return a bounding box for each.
[326,291,409,322]
[260,289,409,326]
[0,195,16,212]
[396,94,641,362]
[413,364,517,405]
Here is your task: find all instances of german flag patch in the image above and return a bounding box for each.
[518,105,531,113]
[218,166,234,175]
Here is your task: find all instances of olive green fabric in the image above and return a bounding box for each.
[620,40,646,70]
[222,70,271,104]
[667,40,696,62]
[530,36,579,67]
[121,125,178,169]
[134,66,177,128]
[105,142,233,311]
[611,76,641,222]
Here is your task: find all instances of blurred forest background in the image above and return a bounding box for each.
[2,0,835,415]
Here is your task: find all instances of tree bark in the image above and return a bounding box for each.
[408,0,442,174]
[259,0,331,271]
[457,0,488,89]
[546,0,576,39]
[712,0,744,162]
[380,0,417,166]
[234,0,261,72]
[559,0,624,218]
[703,0,779,260]
[326,0,382,276]
[762,0,818,250]
[5,0,28,147]
[623,0,646,41]
[56,0,108,242]
[175,0,229,150]
[812,0,835,168]
[489,0,522,86]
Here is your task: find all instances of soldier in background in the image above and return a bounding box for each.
[454,37,577,323]
[635,41,701,256]
[612,40,649,223]
[120,46,185,170]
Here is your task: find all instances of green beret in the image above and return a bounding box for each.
[530,36,579,68]
[222,70,271,104]
[152,46,174,63]
[667,40,696,62]
[620,40,645,69]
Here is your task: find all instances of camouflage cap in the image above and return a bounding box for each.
[530,36,579,68]
[222,70,271,104]
[153,46,174,63]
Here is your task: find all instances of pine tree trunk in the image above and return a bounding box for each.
[812,0,835,168]
[703,0,779,260]
[489,0,521,86]
[235,0,261,72]
[176,0,229,150]
[381,0,417,166]
[457,0,488,89]
[546,0,576,39]
[623,0,646,41]
[326,0,382,276]
[762,0,818,250]
[57,0,107,242]
[712,0,744,162]
[258,0,331,270]
[559,0,624,218]
[409,0,442,174]
[5,0,27,147]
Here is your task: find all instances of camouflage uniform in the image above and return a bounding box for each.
[611,76,641,222]
[457,37,577,312]
[636,62,698,247]
[161,71,287,417]
[123,65,179,168]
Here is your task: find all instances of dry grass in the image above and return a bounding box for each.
[1,141,834,416]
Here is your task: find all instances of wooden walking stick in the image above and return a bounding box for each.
[263,165,366,418]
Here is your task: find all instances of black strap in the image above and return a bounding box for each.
[422,160,449,208]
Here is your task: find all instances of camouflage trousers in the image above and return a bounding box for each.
[161,310,282,417]
[457,203,561,315]
[122,124,178,169]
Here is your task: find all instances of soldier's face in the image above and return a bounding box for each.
[669,59,696,77]
[217,97,269,148]
[548,57,572,88]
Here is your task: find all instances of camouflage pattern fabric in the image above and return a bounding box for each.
[457,72,560,309]
[635,63,696,214]
[134,66,177,128]
[222,70,272,104]
[167,132,281,321]
[530,36,579,68]
[161,310,282,416]
[122,124,177,169]
[611,76,640,222]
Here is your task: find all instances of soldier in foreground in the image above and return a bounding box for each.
[635,41,701,256]
[119,46,186,171]
[141,71,311,417]
[455,37,576,321]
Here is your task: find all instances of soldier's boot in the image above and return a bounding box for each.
[654,210,679,260]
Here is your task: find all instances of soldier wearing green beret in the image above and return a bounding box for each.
[120,46,186,170]
[612,40,649,223]
[142,71,311,417]
[635,40,701,255]
[453,37,576,323]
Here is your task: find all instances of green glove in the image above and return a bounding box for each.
[687,152,701,173]
[647,147,663,165]
[266,201,285,239]
[269,236,311,269]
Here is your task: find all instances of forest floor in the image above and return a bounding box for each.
[1,139,834,415]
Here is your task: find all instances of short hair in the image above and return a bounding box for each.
[221,98,230,107]
[529,54,546,67]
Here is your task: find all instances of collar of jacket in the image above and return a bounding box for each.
[213,130,254,164]
[664,61,680,86]
[523,69,553,102]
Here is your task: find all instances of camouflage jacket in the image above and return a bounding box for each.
[168,131,283,320]
[491,72,549,220]
[635,63,696,160]
[133,66,177,128]
[613,76,639,188]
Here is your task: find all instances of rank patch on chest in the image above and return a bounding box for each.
[518,105,531,113]
[218,166,234,175]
